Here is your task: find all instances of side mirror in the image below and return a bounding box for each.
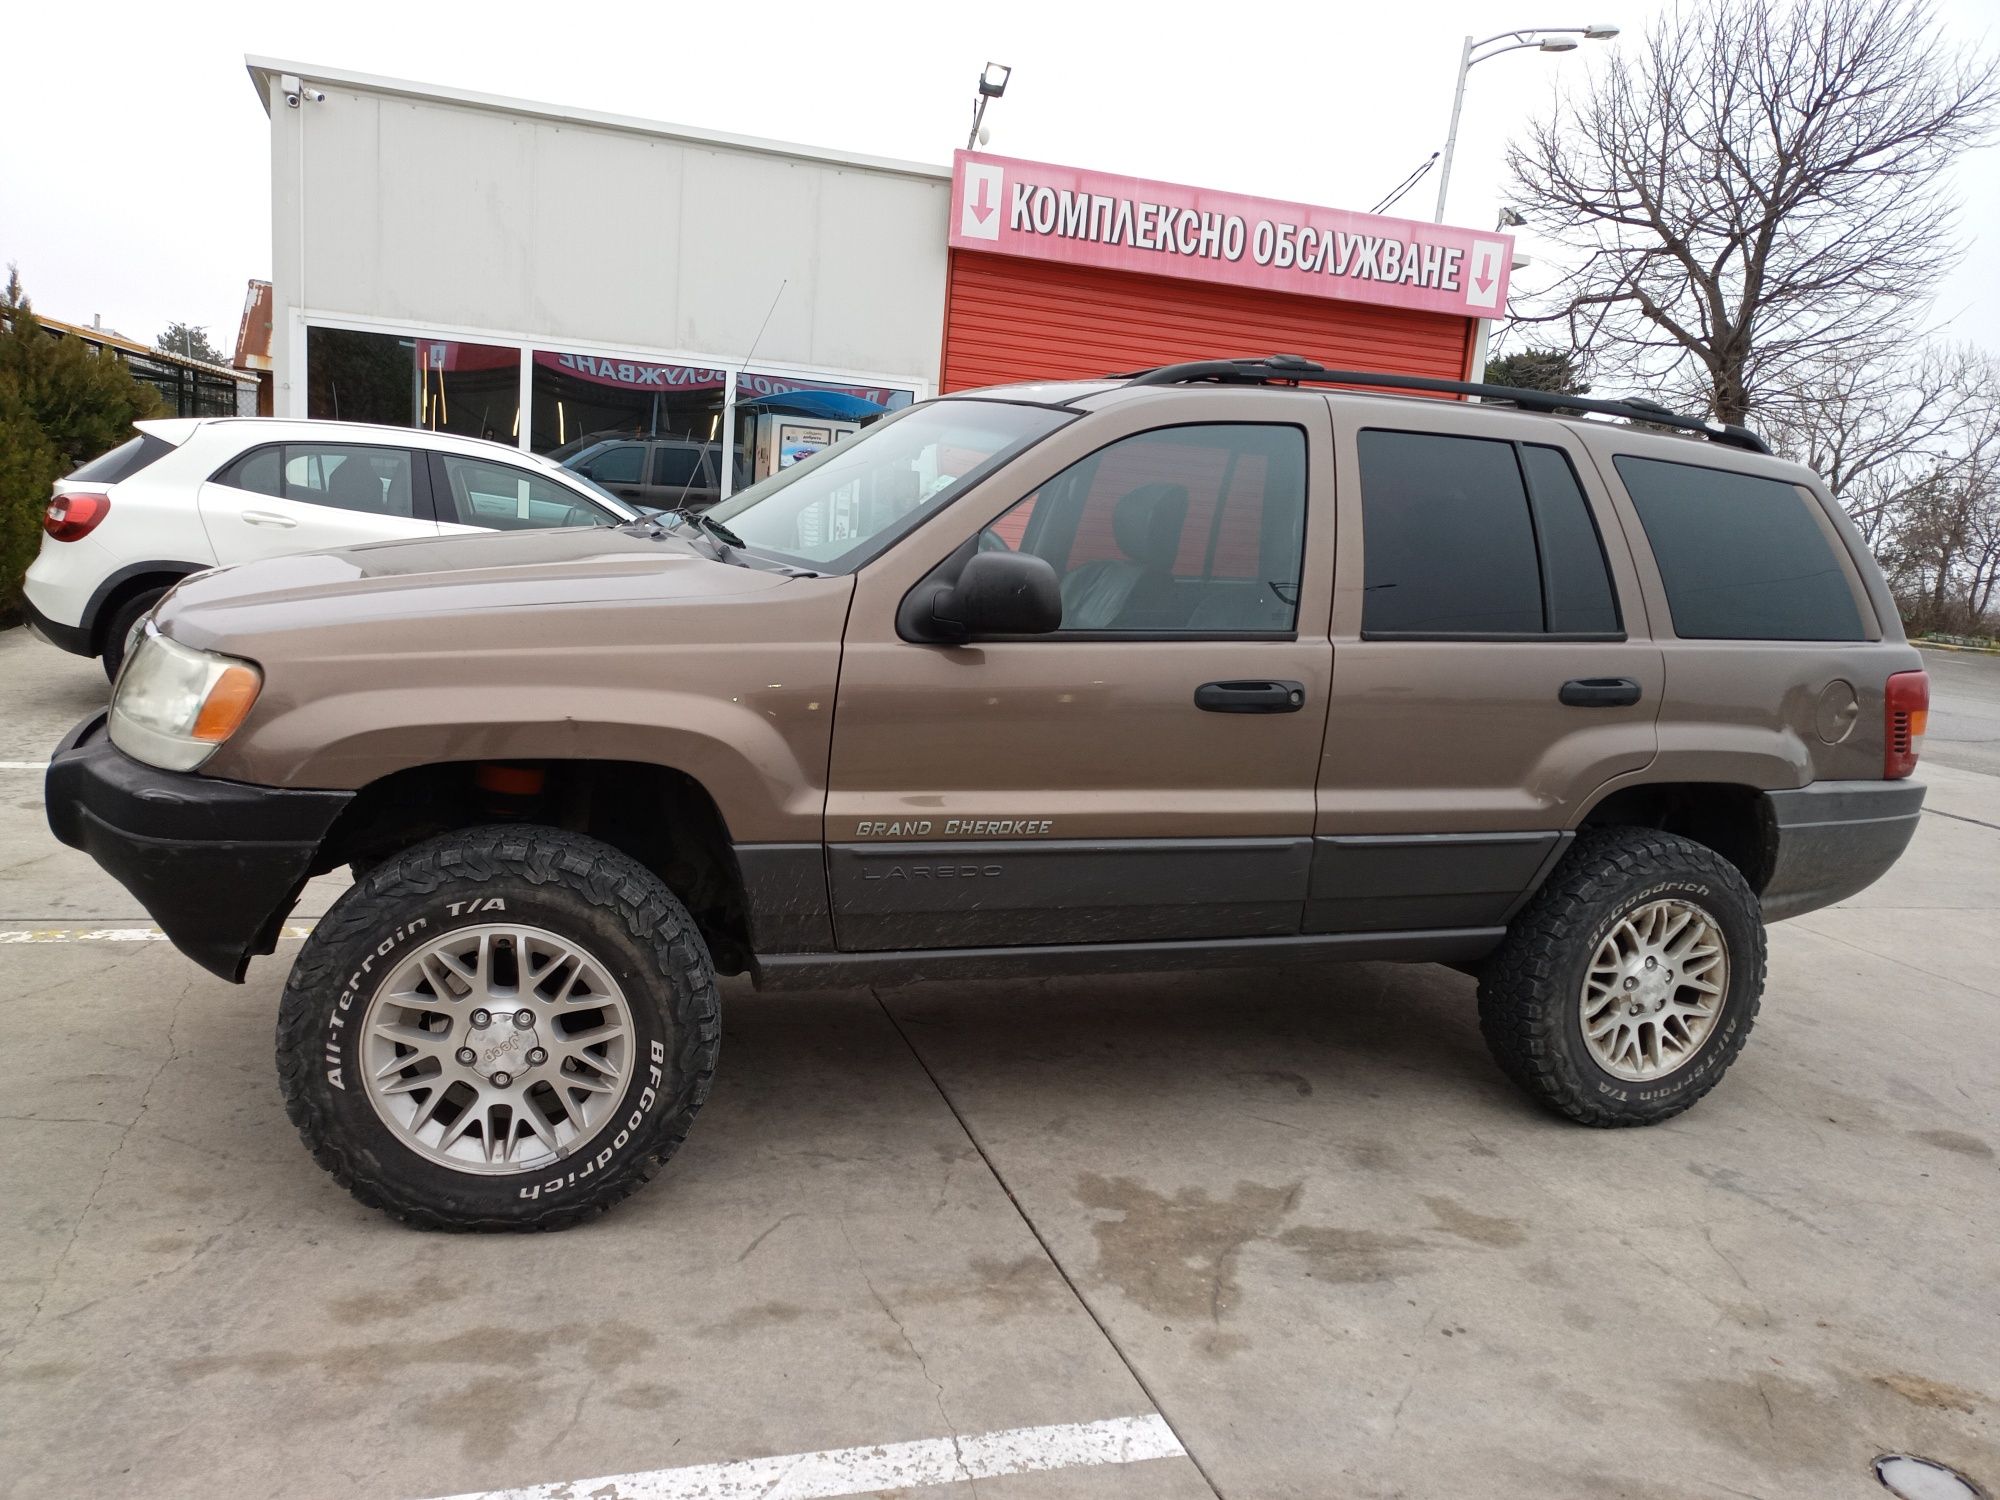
[928,550,1062,641]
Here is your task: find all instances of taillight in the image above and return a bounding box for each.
[44,492,111,542]
[1884,670,1928,779]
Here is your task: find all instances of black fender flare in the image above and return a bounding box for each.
[79,560,208,651]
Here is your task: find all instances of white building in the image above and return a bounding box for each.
[250,58,1503,497]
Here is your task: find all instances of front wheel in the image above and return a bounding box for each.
[100,587,167,681]
[1477,827,1766,1127]
[277,825,720,1230]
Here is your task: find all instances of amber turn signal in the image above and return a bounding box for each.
[191,664,263,742]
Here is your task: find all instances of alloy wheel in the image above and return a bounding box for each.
[1579,898,1729,1082]
[359,923,634,1174]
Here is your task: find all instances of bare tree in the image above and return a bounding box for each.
[1856,349,2000,633]
[1759,342,1984,544]
[1506,0,1997,425]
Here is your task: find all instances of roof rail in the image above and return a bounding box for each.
[1116,355,1772,455]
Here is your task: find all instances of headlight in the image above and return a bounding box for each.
[108,626,263,772]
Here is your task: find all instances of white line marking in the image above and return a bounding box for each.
[0,761,50,770]
[0,924,315,944]
[426,1414,1185,1500]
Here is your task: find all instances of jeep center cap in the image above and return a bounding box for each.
[468,1009,543,1084]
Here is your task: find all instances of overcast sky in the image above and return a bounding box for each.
[3,0,1995,366]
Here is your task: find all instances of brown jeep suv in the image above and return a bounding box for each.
[45,356,1930,1230]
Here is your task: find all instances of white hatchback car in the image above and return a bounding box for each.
[24,417,639,677]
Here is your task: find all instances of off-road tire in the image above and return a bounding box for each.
[277,825,720,1230]
[100,587,167,681]
[1478,827,1765,1127]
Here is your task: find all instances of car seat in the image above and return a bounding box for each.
[1058,483,1188,629]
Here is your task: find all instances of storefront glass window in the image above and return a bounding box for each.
[531,350,730,460]
[732,370,917,491]
[306,327,521,443]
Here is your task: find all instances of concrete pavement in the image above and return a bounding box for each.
[1920,645,2000,778]
[1,626,1995,1500]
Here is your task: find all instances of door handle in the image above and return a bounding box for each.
[240,509,297,528]
[1194,680,1306,714]
[1560,677,1643,708]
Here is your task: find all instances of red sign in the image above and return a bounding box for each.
[949,151,1512,320]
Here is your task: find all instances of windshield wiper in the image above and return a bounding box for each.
[696,513,747,550]
[641,507,802,572]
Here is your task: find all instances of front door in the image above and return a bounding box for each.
[1308,404,1663,934]
[571,440,650,506]
[827,392,1336,951]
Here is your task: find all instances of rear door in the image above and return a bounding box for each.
[647,443,722,513]
[1310,403,1662,934]
[199,441,437,564]
[825,390,1336,950]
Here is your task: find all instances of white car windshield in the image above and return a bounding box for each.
[703,400,1069,569]
[556,467,638,518]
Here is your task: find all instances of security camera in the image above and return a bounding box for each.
[279,75,323,108]
[304,88,326,103]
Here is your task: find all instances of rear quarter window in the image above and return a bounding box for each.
[68,433,175,484]
[1614,455,1866,641]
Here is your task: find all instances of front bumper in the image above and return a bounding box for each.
[44,713,354,981]
[1761,779,1926,921]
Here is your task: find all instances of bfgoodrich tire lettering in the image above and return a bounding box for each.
[1477,827,1766,1127]
[277,825,720,1230]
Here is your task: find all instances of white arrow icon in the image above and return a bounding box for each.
[960,163,1003,240]
[1465,239,1505,310]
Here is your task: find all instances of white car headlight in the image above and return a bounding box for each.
[108,626,263,772]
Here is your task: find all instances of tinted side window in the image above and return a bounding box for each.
[983,424,1307,634]
[1358,431,1543,634]
[1615,456,1864,641]
[1520,445,1620,634]
[282,445,416,517]
[216,445,283,498]
[439,456,607,530]
[652,446,702,487]
[584,443,645,485]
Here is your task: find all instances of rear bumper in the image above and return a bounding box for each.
[22,546,103,657]
[1761,779,1925,921]
[44,713,354,981]
[21,592,93,657]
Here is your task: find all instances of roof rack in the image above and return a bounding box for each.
[1115,355,1772,455]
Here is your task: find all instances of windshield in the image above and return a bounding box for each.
[704,400,1069,569]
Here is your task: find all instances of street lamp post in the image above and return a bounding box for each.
[1433,23,1618,223]
[967,62,1011,151]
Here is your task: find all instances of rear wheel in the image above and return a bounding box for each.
[277,825,720,1230]
[1478,827,1765,1126]
[100,587,167,681]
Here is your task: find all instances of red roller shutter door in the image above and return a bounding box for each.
[941,248,1478,393]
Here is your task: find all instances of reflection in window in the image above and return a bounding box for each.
[532,351,727,459]
[734,371,917,491]
[707,401,1066,568]
[306,327,520,443]
[435,455,610,531]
